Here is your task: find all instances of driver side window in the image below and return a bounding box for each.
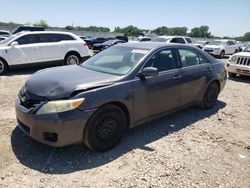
[144,49,177,72]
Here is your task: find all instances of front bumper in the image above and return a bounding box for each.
[15,98,96,147]
[204,49,222,56]
[226,63,250,76]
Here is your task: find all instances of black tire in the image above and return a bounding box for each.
[200,82,220,109]
[0,58,8,75]
[219,50,225,59]
[84,104,128,152]
[228,72,237,77]
[234,49,238,54]
[64,52,81,65]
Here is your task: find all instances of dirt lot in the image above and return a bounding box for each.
[0,60,250,188]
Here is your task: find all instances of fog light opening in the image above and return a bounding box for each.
[43,132,58,142]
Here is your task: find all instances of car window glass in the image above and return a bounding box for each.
[198,54,208,64]
[176,38,186,44]
[179,49,200,67]
[144,49,177,72]
[16,34,40,45]
[185,38,192,43]
[39,34,61,43]
[60,34,75,41]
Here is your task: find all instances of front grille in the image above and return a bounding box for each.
[17,119,30,134]
[236,57,250,66]
[19,90,46,110]
[204,49,213,53]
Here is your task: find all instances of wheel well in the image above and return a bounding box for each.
[64,51,81,59]
[101,102,131,128]
[210,79,220,91]
[0,57,9,69]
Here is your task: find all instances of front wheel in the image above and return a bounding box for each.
[228,72,237,77]
[64,53,81,65]
[200,82,220,109]
[84,105,128,152]
[0,59,8,75]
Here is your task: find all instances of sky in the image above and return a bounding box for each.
[0,0,250,37]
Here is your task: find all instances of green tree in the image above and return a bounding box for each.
[243,32,250,41]
[114,25,141,36]
[65,25,74,30]
[190,25,211,38]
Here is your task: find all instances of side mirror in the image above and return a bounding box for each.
[138,67,158,78]
[10,41,18,48]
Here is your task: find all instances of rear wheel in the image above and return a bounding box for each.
[0,59,8,75]
[200,82,220,109]
[228,72,237,77]
[84,104,127,152]
[64,53,81,65]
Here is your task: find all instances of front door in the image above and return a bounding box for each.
[133,48,183,122]
[9,34,42,65]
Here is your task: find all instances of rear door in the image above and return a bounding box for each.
[9,34,43,65]
[133,48,183,122]
[39,33,64,62]
[178,48,212,105]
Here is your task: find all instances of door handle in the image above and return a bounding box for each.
[172,75,182,80]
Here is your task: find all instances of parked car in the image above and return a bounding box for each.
[15,42,226,151]
[115,35,128,42]
[227,44,250,77]
[193,41,210,49]
[0,31,91,75]
[92,39,126,53]
[203,39,239,58]
[0,30,11,36]
[152,36,193,44]
[12,26,45,34]
[79,36,95,49]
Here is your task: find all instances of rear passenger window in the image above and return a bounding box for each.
[60,34,75,41]
[144,49,177,72]
[16,34,40,45]
[185,38,192,43]
[39,34,61,43]
[179,49,200,67]
[170,37,185,44]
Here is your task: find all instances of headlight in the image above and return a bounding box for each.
[229,56,237,64]
[36,98,85,115]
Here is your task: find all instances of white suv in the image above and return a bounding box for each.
[0,31,91,75]
[203,39,239,58]
[152,36,193,44]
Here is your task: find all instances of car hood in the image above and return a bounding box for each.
[25,65,120,99]
[204,45,223,49]
[233,51,250,57]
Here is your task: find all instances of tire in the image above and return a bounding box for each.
[84,104,128,152]
[219,50,225,59]
[64,52,81,65]
[200,82,220,109]
[228,72,237,78]
[0,58,8,75]
[234,49,238,54]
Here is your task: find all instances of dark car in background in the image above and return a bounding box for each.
[79,36,95,49]
[92,39,126,53]
[12,26,45,34]
[15,42,226,152]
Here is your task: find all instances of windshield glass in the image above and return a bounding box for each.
[0,35,17,45]
[81,46,149,75]
[152,37,171,42]
[243,44,250,52]
[209,41,225,45]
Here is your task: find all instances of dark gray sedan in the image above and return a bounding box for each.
[15,42,227,151]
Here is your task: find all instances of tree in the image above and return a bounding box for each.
[34,19,49,29]
[190,25,211,38]
[114,25,141,36]
[243,32,250,41]
[65,25,74,30]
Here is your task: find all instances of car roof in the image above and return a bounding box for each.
[118,42,193,50]
[17,31,78,37]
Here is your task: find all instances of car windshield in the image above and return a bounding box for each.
[0,35,17,45]
[81,46,149,75]
[243,45,250,52]
[209,41,225,45]
[152,37,171,42]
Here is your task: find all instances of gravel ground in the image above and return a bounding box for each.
[0,59,249,188]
